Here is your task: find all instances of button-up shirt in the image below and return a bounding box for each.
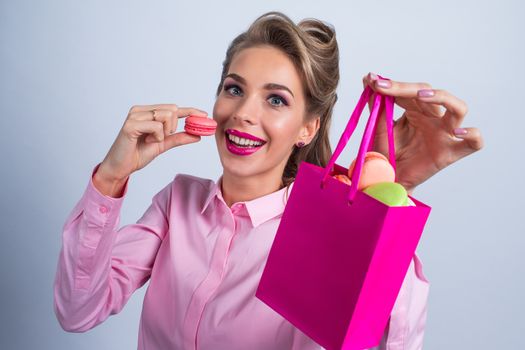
[54,162,430,349]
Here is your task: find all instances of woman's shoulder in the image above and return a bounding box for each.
[173,173,215,189]
[169,173,217,204]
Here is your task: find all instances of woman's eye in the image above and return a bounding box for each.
[224,84,242,96]
[268,95,288,107]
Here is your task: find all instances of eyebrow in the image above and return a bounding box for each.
[225,73,295,98]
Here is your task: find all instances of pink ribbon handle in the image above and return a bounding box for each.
[321,81,396,204]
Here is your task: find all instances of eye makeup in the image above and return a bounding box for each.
[222,80,290,107]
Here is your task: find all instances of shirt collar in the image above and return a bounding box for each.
[200,176,294,228]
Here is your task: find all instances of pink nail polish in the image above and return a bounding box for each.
[369,72,378,81]
[376,79,391,88]
[418,89,435,97]
[454,128,468,136]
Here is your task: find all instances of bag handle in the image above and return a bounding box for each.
[321,80,396,204]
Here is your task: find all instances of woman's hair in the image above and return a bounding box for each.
[216,11,339,194]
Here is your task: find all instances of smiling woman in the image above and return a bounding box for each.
[54,10,482,350]
[214,13,339,204]
[214,44,328,206]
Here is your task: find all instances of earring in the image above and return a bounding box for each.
[296,141,306,148]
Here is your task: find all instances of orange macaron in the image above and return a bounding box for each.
[333,174,352,185]
[347,151,395,190]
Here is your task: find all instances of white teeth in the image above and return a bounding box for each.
[227,133,264,147]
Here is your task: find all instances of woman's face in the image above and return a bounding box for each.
[213,45,314,185]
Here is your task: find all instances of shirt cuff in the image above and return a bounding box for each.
[81,162,129,229]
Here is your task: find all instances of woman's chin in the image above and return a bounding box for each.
[221,163,260,179]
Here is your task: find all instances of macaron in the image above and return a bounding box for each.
[184,115,217,136]
[348,151,395,190]
[333,174,352,185]
[363,182,409,206]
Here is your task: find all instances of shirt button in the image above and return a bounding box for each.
[99,205,109,214]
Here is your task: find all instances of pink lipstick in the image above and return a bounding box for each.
[226,129,266,142]
[225,130,266,156]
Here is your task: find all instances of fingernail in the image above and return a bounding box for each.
[369,72,378,81]
[376,79,391,88]
[454,128,468,136]
[418,89,435,98]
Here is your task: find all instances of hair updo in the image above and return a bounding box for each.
[216,11,339,191]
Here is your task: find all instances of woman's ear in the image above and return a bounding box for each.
[298,116,320,144]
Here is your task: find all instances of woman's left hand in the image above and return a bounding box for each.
[362,72,484,194]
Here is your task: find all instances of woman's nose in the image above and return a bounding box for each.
[233,97,259,125]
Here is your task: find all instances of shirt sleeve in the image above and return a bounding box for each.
[371,253,430,350]
[53,162,172,332]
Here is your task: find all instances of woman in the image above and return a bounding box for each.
[53,12,483,349]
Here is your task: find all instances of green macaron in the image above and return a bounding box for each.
[363,182,408,206]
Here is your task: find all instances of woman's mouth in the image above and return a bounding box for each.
[225,130,267,156]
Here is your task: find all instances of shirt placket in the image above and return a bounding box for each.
[182,203,242,350]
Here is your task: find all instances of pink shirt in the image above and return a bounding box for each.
[54,162,430,349]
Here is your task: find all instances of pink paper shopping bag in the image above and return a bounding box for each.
[256,83,432,350]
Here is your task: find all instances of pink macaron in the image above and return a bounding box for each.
[184,115,217,136]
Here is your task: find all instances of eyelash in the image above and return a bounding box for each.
[223,84,289,107]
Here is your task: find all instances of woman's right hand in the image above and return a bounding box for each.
[95,104,208,191]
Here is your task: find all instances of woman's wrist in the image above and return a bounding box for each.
[93,166,129,198]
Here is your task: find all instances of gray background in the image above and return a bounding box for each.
[1,0,523,349]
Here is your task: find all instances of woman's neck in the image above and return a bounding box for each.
[221,171,284,208]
